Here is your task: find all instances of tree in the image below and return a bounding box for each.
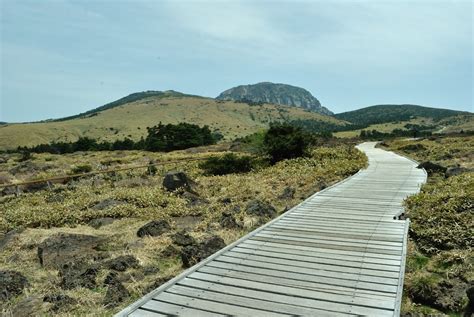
[73,137,98,151]
[145,122,216,152]
[263,123,310,164]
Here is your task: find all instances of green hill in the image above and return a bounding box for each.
[334,104,469,126]
[0,94,346,150]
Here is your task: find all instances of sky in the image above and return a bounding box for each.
[0,0,472,122]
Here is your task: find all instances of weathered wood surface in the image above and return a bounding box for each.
[117,142,427,317]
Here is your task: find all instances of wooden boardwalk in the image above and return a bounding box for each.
[116,142,427,317]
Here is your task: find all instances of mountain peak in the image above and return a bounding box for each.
[216,82,333,115]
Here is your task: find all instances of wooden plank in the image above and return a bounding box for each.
[167,284,346,317]
[129,309,168,317]
[269,224,405,240]
[202,261,398,294]
[294,207,400,217]
[294,207,401,215]
[250,236,402,256]
[276,220,406,234]
[284,212,398,222]
[254,233,403,253]
[153,291,289,317]
[186,272,396,315]
[230,246,401,272]
[178,278,359,317]
[282,214,406,228]
[276,220,405,234]
[238,241,402,266]
[214,253,398,285]
[212,255,400,284]
[261,228,404,246]
[140,300,225,317]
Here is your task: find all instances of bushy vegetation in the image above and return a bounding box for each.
[70,164,93,174]
[233,131,266,154]
[145,122,215,152]
[18,137,140,154]
[289,119,361,134]
[406,173,473,253]
[17,123,218,154]
[359,128,432,139]
[384,135,474,316]
[199,153,254,175]
[388,135,474,167]
[263,123,312,164]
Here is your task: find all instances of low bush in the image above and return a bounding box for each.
[71,164,93,174]
[199,153,254,175]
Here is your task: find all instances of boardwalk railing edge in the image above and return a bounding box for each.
[115,161,367,316]
[393,218,410,317]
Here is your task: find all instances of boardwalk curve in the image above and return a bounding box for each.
[117,142,427,317]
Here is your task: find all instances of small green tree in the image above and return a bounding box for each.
[147,161,157,176]
[263,123,310,164]
[145,122,216,152]
[18,150,32,162]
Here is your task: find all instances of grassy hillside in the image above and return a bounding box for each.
[0,96,346,150]
[50,90,203,122]
[335,104,469,126]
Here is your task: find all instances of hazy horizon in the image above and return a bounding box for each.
[1,0,473,122]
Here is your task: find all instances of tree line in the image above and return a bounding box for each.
[18,123,221,154]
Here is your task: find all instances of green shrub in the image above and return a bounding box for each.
[233,131,266,153]
[263,123,311,164]
[18,151,32,162]
[145,122,216,152]
[199,153,253,175]
[71,164,93,174]
[147,162,158,176]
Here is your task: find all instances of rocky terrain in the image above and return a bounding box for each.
[216,82,333,115]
